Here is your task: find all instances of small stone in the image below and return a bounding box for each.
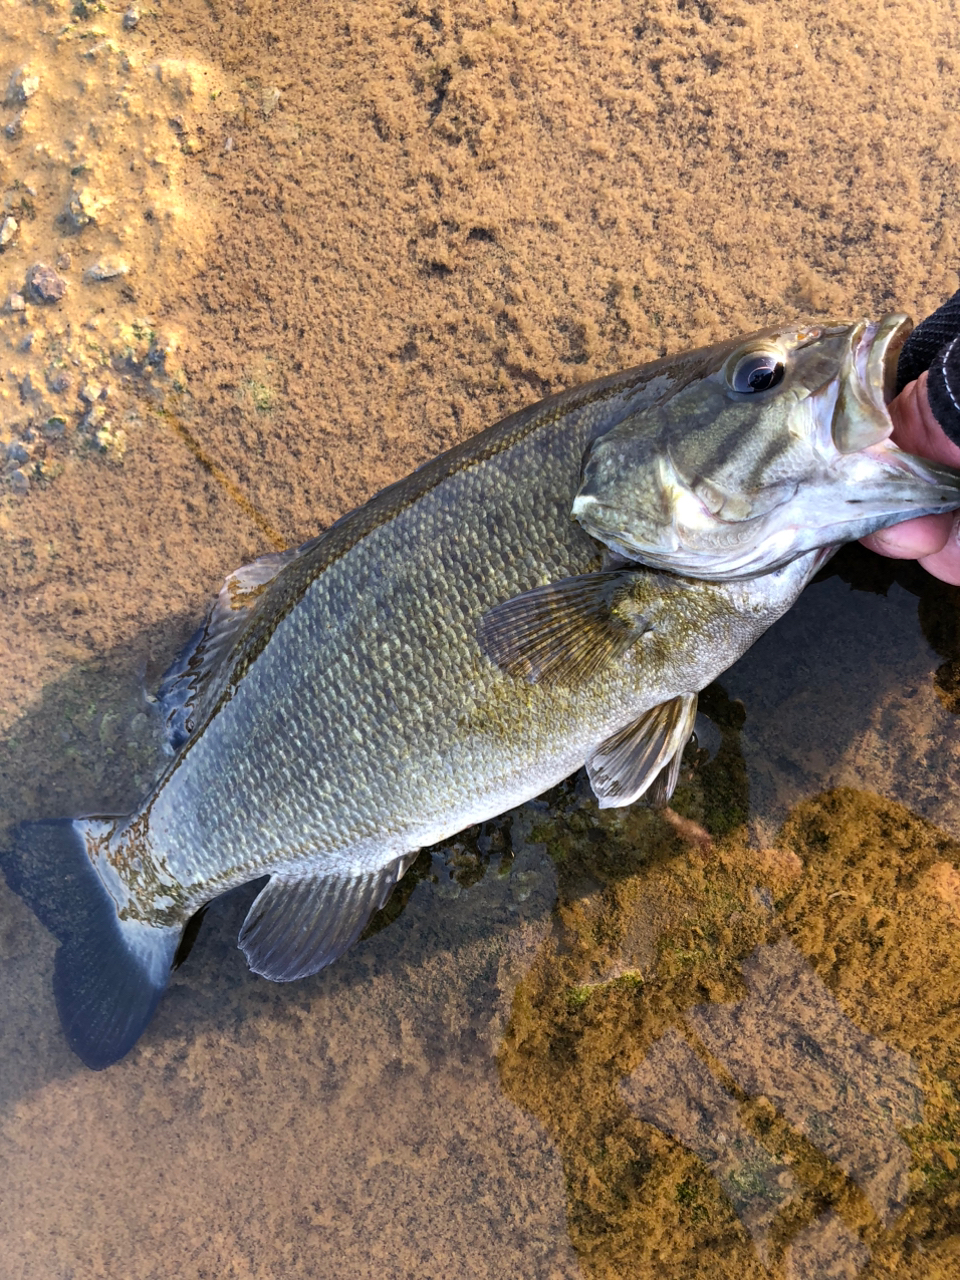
[81,40,112,61]
[9,468,29,495]
[25,263,67,304]
[84,256,129,283]
[7,441,29,464]
[56,252,72,271]
[79,381,102,404]
[43,416,67,439]
[4,114,23,139]
[82,404,107,431]
[261,86,281,116]
[8,293,25,312]
[63,192,92,231]
[6,67,39,106]
[0,215,17,247]
[123,5,140,29]
[62,187,109,232]
[47,370,71,393]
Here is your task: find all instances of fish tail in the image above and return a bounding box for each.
[1,819,180,1070]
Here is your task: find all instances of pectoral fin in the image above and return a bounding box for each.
[238,854,416,981]
[477,571,651,688]
[587,693,698,809]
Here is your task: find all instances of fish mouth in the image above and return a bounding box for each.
[831,313,913,453]
[854,312,913,409]
[836,311,960,512]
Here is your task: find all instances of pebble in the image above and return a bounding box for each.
[25,263,67,304]
[84,257,129,282]
[123,6,140,29]
[7,442,29,464]
[9,469,29,495]
[5,67,39,106]
[63,192,92,231]
[82,404,107,430]
[81,41,113,62]
[47,370,71,393]
[0,215,17,247]
[80,381,103,404]
[7,293,25,312]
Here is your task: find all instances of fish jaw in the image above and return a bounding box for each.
[573,313,960,579]
[788,311,960,546]
[827,313,910,454]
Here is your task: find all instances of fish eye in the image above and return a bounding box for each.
[728,350,786,394]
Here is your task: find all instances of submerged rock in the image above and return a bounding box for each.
[24,263,66,304]
[84,257,129,283]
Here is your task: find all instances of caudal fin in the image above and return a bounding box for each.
[0,819,180,1069]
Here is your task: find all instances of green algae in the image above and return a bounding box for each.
[499,758,960,1278]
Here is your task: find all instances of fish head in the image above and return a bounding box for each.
[573,314,960,578]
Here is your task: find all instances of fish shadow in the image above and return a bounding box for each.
[722,544,960,827]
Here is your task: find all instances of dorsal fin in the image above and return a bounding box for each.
[156,546,301,752]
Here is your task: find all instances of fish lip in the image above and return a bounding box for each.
[828,313,913,454]
[853,312,913,410]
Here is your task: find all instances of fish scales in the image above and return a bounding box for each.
[8,315,960,1069]
[143,359,755,898]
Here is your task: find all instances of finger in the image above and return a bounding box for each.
[918,515,960,585]
[861,511,953,560]
[889,372,960,468]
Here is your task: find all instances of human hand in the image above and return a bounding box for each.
[860,371,960,584]
[860,294,960,585]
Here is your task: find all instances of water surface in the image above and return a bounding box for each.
[1,1,959,1276]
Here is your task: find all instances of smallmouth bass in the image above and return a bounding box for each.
[5,315,960,1069]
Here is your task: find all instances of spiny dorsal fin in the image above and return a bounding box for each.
[587,693,698,809]
[238,854,416,982]
[477,570,652,688]
[156,547,300,753]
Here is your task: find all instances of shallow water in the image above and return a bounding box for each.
[2,0,960,1276]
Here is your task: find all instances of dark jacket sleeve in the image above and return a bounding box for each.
[896,290,960,445]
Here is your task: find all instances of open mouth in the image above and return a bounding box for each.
[830,314,913,454]
[853,312,914,411]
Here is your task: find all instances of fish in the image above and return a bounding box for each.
[4,315,960,1071]
[573,315,960,577]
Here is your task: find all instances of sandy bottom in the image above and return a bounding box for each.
[2,0,960,1276]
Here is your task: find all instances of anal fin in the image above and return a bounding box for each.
[238,854,416,982]
[587,693,698,809]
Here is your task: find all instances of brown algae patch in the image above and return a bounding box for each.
[498,785,960,1278]
[0,0,230,484]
